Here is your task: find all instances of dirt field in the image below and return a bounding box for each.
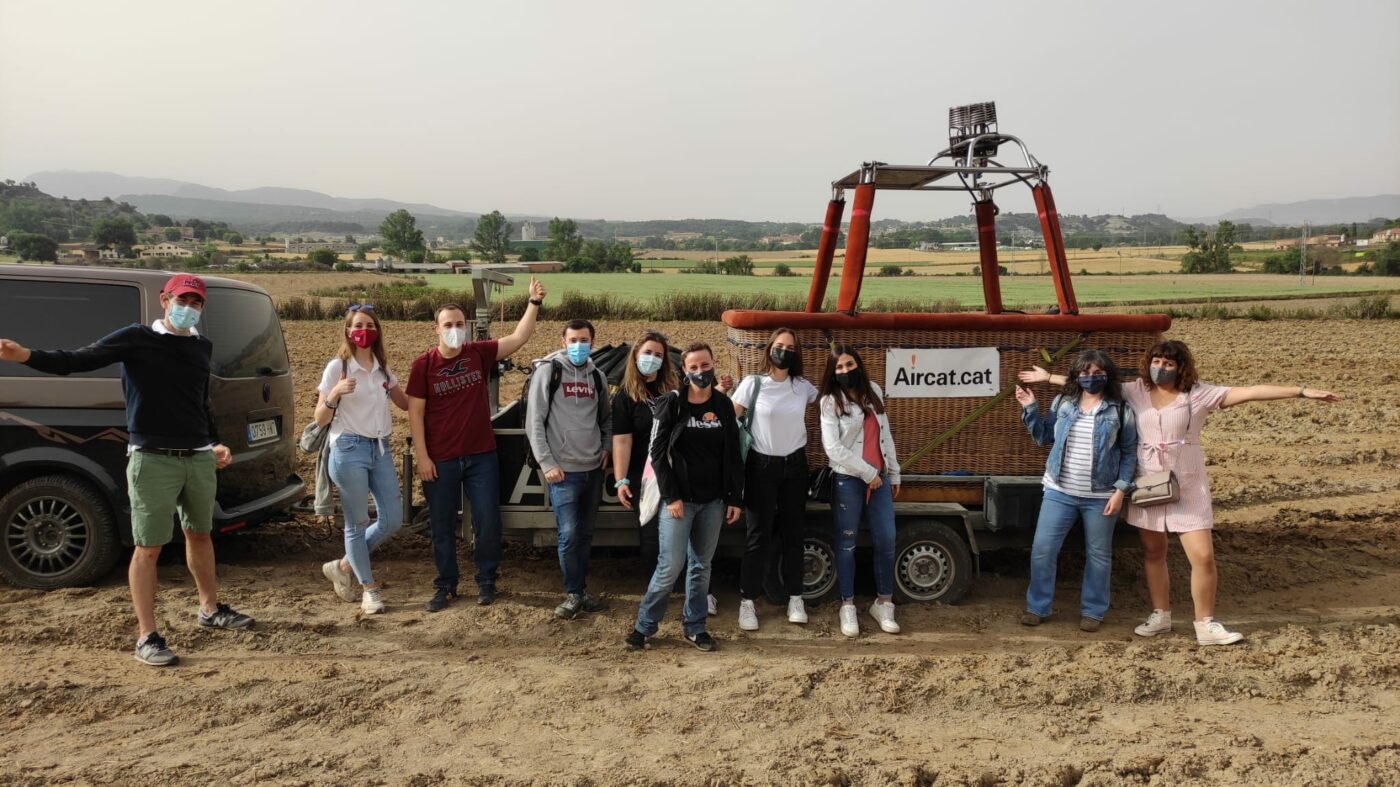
[2,320,1399,785]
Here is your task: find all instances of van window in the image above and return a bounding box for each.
[200,286,290,379]
[0,280,141,378]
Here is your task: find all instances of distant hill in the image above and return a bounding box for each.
[0,181,146,242]
[1181,195,1400,226]
[27,170,472,218]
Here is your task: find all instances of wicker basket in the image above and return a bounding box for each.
[725,325,1162,476]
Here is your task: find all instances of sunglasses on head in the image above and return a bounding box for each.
[347,303,374,313]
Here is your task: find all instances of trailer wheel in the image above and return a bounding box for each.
[894,521,972,604]
[800,526,838,603]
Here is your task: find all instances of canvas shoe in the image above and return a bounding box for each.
[787,596,808,624]
[322,559,358,603]
[869,600,900,634]
[685,631,718,652]
[361,587,385,615]
[134,631,178,667]
[738,599,759,631]
[1135,609,1173,637]
[839,604,860,638]
[1194,617,1245,646]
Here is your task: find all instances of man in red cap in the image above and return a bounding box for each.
[0,273,254,666]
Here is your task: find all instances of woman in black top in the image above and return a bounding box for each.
[625,342,743,652]
[611,330,678,580]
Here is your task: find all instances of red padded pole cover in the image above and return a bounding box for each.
[975,201,1004,314]
[805,198,846,312]
[835,184,875,313]
[1032,183,1079,314]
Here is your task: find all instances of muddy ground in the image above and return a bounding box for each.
[2,320,1398,785]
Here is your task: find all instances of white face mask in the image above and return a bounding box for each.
[441,327,467,350]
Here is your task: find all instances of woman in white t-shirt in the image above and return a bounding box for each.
[313,305,410,614]
[731,327,818,631]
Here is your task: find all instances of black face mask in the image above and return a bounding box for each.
[834,369,861,389]
[688,369,716,389]
[1078,374,1108,395]
[770,347,795,370]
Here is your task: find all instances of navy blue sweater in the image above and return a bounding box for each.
[24,324,220,449]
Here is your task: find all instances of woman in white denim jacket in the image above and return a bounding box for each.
[818,344,901,638]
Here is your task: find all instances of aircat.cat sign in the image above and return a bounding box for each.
[884,348,999,398]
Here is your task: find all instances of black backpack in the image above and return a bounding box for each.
[522,358,608,470]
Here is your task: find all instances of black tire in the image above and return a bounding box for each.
[893,520,973,604]
[0,475,120,589]
[800,525,839,604]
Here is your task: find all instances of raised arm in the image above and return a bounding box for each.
[495,277,546,360]
[1018,365,1067,387]
[3,327,137,376]
[1221,385,1341,409]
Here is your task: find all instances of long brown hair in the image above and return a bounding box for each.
[1140,339,1199,392]
[819,344,884,414]
[337,306,390,375]
[622,330,677,402]
[758,326,804,380]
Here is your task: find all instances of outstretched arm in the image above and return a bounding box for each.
[1221,385,1341,409]
[495,277,546,360]
[1018,366,1067,387]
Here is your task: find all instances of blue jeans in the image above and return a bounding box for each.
[548,469,602,595]
[1026,487,1116,620]
[423,450,502,593]
[832,472,896,600]
[327,434,403,586]
[635,499,725,637]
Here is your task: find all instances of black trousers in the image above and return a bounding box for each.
[741,448,808,600]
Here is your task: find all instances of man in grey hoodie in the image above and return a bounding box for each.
[526,318,613,619]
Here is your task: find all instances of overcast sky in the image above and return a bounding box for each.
[2,0,1397,222]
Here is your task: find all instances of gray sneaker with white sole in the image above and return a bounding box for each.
[134,631,178,667]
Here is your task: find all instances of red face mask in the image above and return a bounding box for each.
[348,328,378,348]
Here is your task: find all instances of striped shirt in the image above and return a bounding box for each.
[1043,406,1113,499]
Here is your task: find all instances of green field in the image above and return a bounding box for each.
[421,272,1400,308]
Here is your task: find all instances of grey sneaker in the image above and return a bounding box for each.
[134,631,178,667]
[197,603,254,630]
[555,594,583,619]
[556,593,606,619]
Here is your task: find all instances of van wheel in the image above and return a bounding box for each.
[894,521,973,604]
[0,475,120,589]
[800,526,839,603]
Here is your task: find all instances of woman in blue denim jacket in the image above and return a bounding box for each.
[1013,348,1137,632]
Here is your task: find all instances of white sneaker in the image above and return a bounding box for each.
[787,596,808,624]
[839,604,860,638]
[738,599,759,631]
[869,600,900,634]
[1194,617,1244,646]
[360,587,385,615]
[322,560,358,603]
[1135,609,1173,637]
[707,594,718,617]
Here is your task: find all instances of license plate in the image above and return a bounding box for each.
[246,419,278,443]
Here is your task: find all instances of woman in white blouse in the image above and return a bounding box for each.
[313,305,410,614]
[731,328,819,630]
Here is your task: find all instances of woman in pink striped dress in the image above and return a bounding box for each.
[1022,339,1340,645]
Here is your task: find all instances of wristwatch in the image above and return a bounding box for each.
[529,298,544,306]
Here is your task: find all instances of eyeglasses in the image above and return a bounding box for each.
[348,303,375,312]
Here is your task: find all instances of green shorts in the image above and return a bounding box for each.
[126,450,217,546]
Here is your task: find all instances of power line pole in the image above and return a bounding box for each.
[1297,222,1308,284]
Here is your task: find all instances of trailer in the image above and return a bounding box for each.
[405,102,1170,604]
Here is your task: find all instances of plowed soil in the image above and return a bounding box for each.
[2,320,1398,786]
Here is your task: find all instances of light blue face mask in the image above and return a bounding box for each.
[636,353,663,376]
[567,341,591,366]
[168,303,201,330]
